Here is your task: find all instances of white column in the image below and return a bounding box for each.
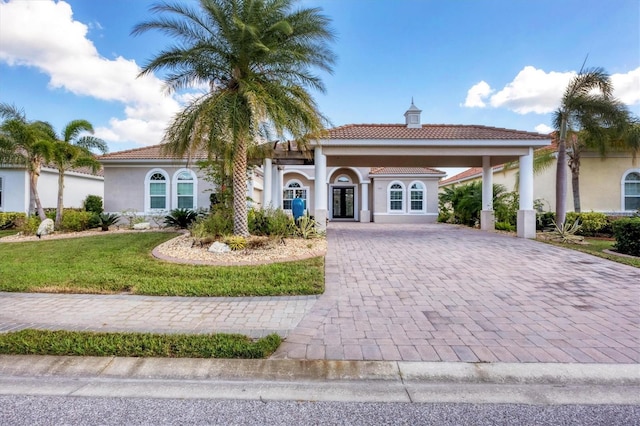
[262,158,272,208]
[247,170,254,208]
[481,156,495,231]
[360,182,370,222]
[275,166,284,209]
[314,146,328,230]
[271,164,279,208]
[517,147,536,238]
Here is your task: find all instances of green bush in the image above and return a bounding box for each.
[495,221,515,232]
[191,207,233,238]
[248,208,270,235]
[536,212,555,230]
[0,212,27,230]
[19,216,41,235]
[439,182,512,228]
[164,208,199,229]
[224,235,247,251]
[60,210,93,232]
[566,212,609,237]
[83,195,103,215]
[98,213,120,231]
[267,208,296,237]
[613,217,640,257]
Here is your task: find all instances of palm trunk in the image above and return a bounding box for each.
[29,160,46,221]
[232,136,249,237]
[55,169,65,228]
[569,155,581,213]
[555,118,568,228]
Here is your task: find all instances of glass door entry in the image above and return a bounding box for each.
[332,187,355,219]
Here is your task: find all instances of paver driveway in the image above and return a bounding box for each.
[273,223,640,362]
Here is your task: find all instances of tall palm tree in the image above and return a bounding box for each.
[51,120,107,228]
[553,67,621,225]
[563,108,637,212]
[132,0,336,236]
[0,103,56,220]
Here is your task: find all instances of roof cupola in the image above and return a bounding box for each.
[404,98,422,128]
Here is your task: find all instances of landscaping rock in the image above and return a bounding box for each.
[208,241,231,253]
[133,222,151,230]
[36,218,54,238]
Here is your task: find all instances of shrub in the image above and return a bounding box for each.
[60,210,93,232]
[248,208,270,235]
[164,208,199,229]
[495,221,515,232]
[566,212,609,237]
[536,212,555,231]
[224,235,247,251]
[267,208,296,237]
[191,207,233,238]
[613,217,640,257]
[295,215,319,239]
[98,213,120,231]
[0,212,27,230]
[19,216,41,235]
[83,195,103,215]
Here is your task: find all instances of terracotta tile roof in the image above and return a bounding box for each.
[327,124,549,140]
[369,167,445,175]
[98,144,209,161]
[439,167,483,185]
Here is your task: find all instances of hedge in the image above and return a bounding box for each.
[613,217,640,257]
[0,212,27,229]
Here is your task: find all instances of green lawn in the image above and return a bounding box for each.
[0,229,17,238]
[0,329,281,358]
[0,232,324,296]
[544,237,640,268]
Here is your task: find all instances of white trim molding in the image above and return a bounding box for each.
[172,168,198,210]
[144,168,169,213]
[621,168,640,211]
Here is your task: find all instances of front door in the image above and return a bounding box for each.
[332,187,355,219]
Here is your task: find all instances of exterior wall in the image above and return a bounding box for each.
[372,176,439,224]
[103,165,215,214]
[0,167,103,213]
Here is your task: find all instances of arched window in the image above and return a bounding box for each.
[146,169,169,211]
[623,170,640,211]
[388,181,405,213]
[336,175,351,183]
[173,169,197,209]
[283,180,307,210]
[409,181,425,213]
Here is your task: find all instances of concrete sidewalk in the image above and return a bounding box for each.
[1,355,639,404]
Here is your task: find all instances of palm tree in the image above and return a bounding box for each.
[553,67,623,225]
[132,0,336,236]
[563,109,637,213]
[0,103,56,220]
[51,120,107,228]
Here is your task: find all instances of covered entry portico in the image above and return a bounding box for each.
[263,104,551,238]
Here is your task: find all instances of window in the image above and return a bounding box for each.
[388,182,405,212]
[623,171,640,211]
[409,181,425,212]
[176,171,194,209]
[283,180,307,210]
[336,175,351,183]
[149,172,167,209]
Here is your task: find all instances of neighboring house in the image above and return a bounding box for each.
[0,164,103,214]
[439,141,639,215]
[98,145,264,216]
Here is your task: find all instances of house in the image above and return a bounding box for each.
[99,102,551,237]
[439,140,640,215]
[0,164,104,214]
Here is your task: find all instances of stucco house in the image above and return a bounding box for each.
[439,140,640,215]
[0,164,104,214]
[99,102,551,237]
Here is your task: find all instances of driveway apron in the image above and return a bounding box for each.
[272,223,640,362]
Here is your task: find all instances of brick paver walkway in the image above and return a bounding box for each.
[272,223,640,363]
[0,293,317,338]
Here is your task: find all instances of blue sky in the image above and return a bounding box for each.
[1,0,638,169]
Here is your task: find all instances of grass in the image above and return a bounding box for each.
[0,232,324,296]
[542,236,640,268]
[0,229,17,238]
[0,329,281,358]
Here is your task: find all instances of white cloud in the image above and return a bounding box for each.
[0,0,180,146]
[611,67,640,105]
[462,81,492,108]
[463,66,640,115]
[534,124,553,134]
